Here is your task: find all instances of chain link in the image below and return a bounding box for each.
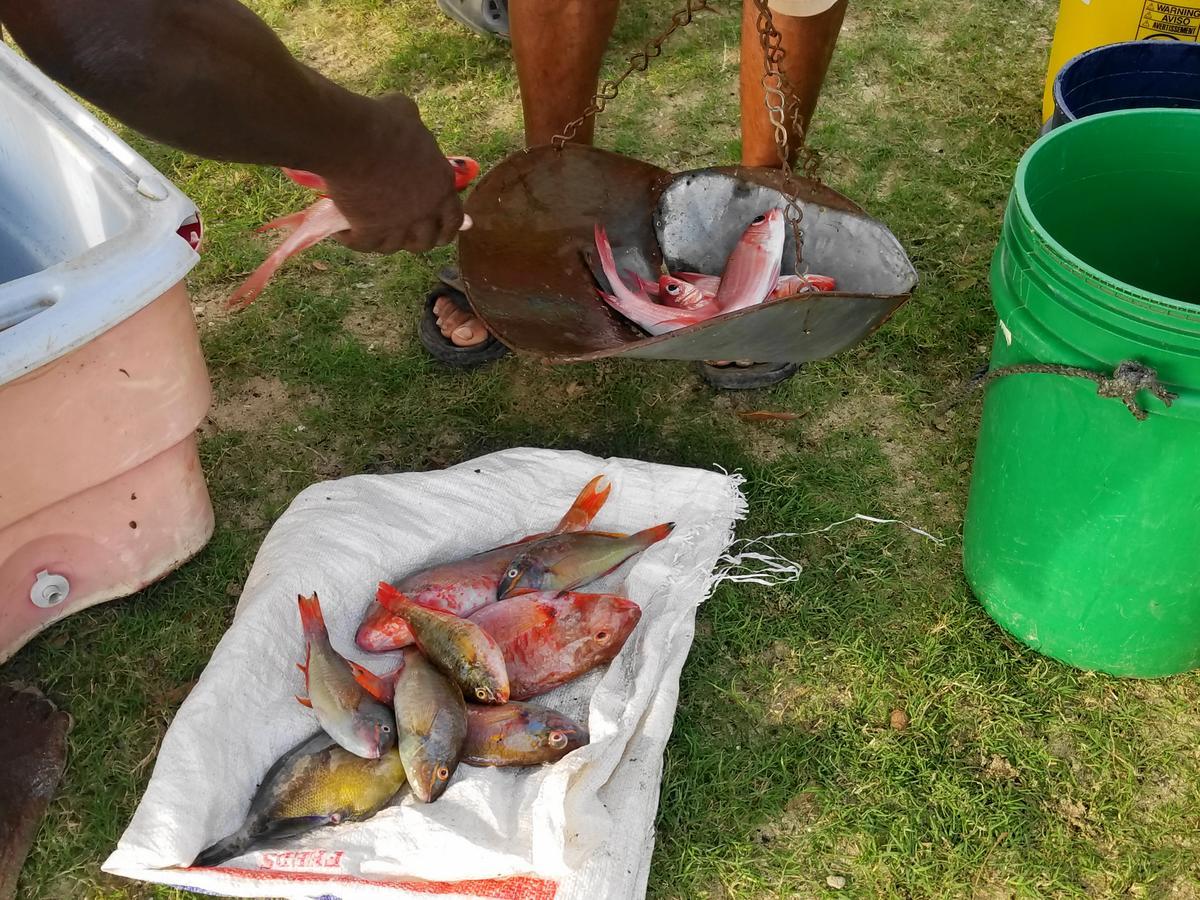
[749,0,822,272]
[552,0,715,147]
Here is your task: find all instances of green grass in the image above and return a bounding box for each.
[7,0,1200,897]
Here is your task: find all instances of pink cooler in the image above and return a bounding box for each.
[0,44,214,662]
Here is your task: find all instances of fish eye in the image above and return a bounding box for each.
[475,687,491,701]
[549,731,568,748]
[380,724,392,734]
[752,214,766,224]
[506,568,520,579]
[595,630,610,643]
[436,766,450,781]
[666,283,679,293]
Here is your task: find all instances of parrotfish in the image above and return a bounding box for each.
[375,584,510,705]
[497,522,674,600]
[469,592,642,700]
[295,593,396,759]
[390,649,468,803]
[355,475,612,653]
[192,731,406,867]
[462,702,589,767]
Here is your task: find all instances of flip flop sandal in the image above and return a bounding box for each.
[420,272,510,369]
[694,361,802,390]
[436,0,510,40]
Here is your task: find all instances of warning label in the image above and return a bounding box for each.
[1136,1,1200,40]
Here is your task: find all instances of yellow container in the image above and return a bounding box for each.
[1042,0,1200,122]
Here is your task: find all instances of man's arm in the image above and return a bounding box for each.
[0,0,464,253]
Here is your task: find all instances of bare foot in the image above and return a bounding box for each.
[432,295,490,348]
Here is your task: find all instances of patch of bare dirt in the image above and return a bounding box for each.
[341,301,412,354]
[206,375,322,433]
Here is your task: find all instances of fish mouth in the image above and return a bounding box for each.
[355,602,404,652]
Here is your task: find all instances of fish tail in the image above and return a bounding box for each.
[256,209,309,234]
[193,829,252,868]
[375,582,412,614]
[282,167,328,192]
[296,592,327,642]
[348,660,403,704]
[632,522,675,549]
[555,475,612,533]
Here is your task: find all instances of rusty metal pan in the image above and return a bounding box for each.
[459,144,916,363]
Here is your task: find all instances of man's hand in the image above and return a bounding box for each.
[322,95,466,254]
[0,0,464,255]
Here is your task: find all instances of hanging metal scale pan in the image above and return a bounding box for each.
[458,144,917,363]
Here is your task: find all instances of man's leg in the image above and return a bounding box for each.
[511,0,620,147]
[739,0,847,167]
[434,0,620,347]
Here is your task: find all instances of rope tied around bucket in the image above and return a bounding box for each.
[937,360,1178,422]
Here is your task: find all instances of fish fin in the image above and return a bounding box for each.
[553,474,612,533]
[582,529,630,539]
[282,167,328,192]
[375,582,411,613]
[192,829,252,868]
[296,592,326,641]
[805,274,836,292]
[295,695,313,708]
[296,642,311,689]
[633,522,676,547]
[348,660,401,704]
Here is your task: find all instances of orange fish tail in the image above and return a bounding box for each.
[375,582,412,613]
[282,167,328,192]
[348,661,401,705]
[296,592,327,641]
[556,475,612,533]
[634,522,675,547]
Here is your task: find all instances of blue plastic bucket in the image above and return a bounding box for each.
[1051,40,1200,130]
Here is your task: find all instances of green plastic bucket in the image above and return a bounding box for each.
[963,108,1200,678]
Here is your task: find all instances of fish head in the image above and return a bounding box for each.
[658,275,707,310]
[745,208,785,244]
[410,756,455,803]
[584,594,643,654]
[497,555,548,599]
[523,708,590,756]
[464,667,511,705]
[447,156,481,190]
[354,702,398,757]
[355,600,408,652]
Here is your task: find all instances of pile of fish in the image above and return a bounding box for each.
[592,208,837,335]
[195,476,669,867]
[224,157,481,311]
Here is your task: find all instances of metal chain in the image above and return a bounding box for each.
[750,0,822,273]
[552,0,715,147]
[551,0,821,274]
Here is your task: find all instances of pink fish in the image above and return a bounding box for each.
[714,210,786,312]
[630,273,721,313]
[672,271,837,299]
[226,157,481,310]
[593,225,713,335]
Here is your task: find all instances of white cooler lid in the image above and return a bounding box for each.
[0,42,201,386]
